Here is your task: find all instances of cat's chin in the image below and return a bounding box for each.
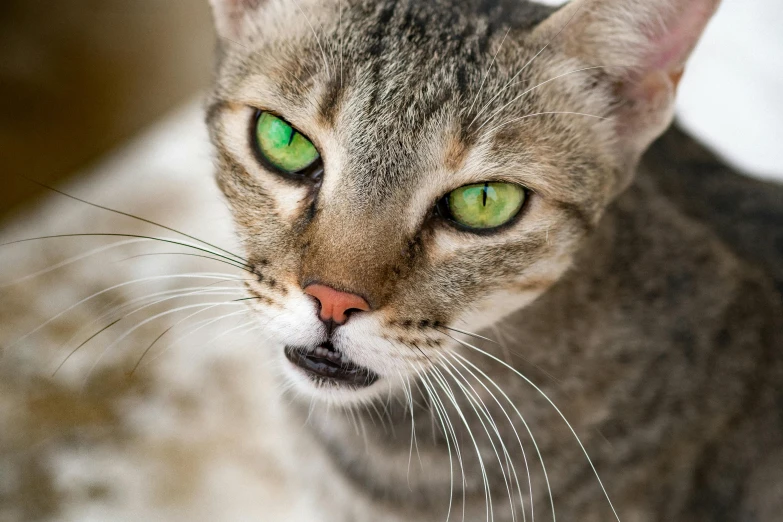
[281,344,385,403]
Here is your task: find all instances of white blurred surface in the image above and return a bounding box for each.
[677,0,783,179]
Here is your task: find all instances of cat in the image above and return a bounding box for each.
[2,0,782,521]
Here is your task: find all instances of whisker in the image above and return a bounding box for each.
[0,234,253,274]
[116,251,250,272]
[53,289,245,376]
[88,284,245,325]
[425,367,494,522]
[83,300,248,385]
[416,366,467,522]
[475,66,613,133]
[491,324,564,388]
[3,273,246,355]
[292,0,332,80]
[448,349,550,522]
[339,0,344,87]
[52,318,122,377]
[467,28,511,117]
[443,353,532,522]
[202,315,264,347]
[128,302,234,376]
[218,35,249,50]
[20,176,248,264]
[136,309,255,370]
[436,325,500,345]
[46,280,246,368]
[415,371,453,522]
[1,239,147,288]
[449,336,621,522]
[399,372,424,485]
[437,362,520,522]
[469,2,586,128]
[485,111,607,137]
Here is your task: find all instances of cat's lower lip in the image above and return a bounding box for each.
[284,344,379,388]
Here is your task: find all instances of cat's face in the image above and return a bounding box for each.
[206,0,718,403]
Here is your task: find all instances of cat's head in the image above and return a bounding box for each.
[206,0,719,403]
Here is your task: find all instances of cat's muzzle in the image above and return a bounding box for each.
[284,342,379,388]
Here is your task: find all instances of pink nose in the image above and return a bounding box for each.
[304,284,371,325]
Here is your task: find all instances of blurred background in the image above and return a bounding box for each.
[1,0,782,221]
[0,0,214,219]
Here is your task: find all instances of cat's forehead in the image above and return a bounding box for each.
[214,0,609,209]
[219,0,557,116]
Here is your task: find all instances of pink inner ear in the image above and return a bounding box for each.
[210,0,262,38]
[644,1,718,73]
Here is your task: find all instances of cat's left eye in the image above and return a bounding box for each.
[437,182,527,231]
[253,112,321,175]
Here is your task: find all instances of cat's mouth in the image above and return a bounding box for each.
[284,343,379,388]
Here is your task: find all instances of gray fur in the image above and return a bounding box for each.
[204,0,783,520]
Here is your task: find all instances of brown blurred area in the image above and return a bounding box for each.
[0,0,216,218]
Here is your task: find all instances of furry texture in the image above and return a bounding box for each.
[1,0,782,521]
[206,0,783,519]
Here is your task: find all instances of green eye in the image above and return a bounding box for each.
[442,182,526,230]
[254,112,320,173]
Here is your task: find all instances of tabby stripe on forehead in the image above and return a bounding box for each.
[319,75,347,126]
[366,2,398,109]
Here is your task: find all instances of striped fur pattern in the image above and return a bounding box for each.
[1,0,781,520]
[202,0,783,520]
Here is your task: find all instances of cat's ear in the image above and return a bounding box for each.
[209,0,264,40]
[534,0,720,164]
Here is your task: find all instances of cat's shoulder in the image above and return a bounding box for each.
[642,124,783,297]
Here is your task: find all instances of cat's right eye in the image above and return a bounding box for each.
[253,112,321,176]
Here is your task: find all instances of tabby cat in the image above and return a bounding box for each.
[2,0,782,520]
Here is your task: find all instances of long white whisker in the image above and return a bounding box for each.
[1,234,252,272]
[339,0,344,87]
[441,352,533,521]
[83,300,247,385]
[467,29,511,116]
[24,180,249,264]
[51,285,246,374]
[128,303,249,375]
[476,66,612,133]
[205,315,264,346]
[444,353,532,522]
[150,308,253,356]
[401,372,423,481]
[450,338,621,522]
[426,367,494,522]
[437,361,520,522]
[56,280,245,348]
[417,367,466,522]
[292,0,332,79]
[115,251,249,272]
[486,111,607,137]
[448,346,553,522]
[141,309,273,371]
[440,325,499,345]
[367,401,387,432]
[0,239,149,288]
[469,2,586,128]
[3,273,246,356]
